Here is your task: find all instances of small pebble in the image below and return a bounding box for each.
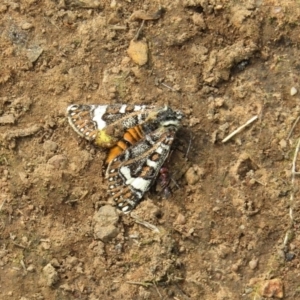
[43,263,59,286]
[192,13,206,29]
[43,140,58,152]
[290,87,297,96]
[175,213,186,225]
[185,165,204,185]
[260,278,283,298]
[27,264,35,272]
[26,46,43,63]
[21,22,34,30]
[285,252,295,261]
[0,4,8,12]
[110,0,117,9]
[279,139,287,149]
[249,258,258,270]
[47,155,68,170]
[0,114,15,125]
[93,205,119,242]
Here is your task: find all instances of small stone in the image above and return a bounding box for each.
[175,213,186,225]
[65,256,78,268]
[47,155,68,170]
[192,13,206,29]
[260,278,283,298]
[291,87,297,96]
[279,139,287,149]
[214,97,225,107]
[93,205,119,227]
[50,258,60,267]
[108,12,120,24]
[59,283,73,292]
[27,264,35,272]
[121,57,131,65]
[285,252,295,261]
[0,5,8,13]
[21,22,34,30]
[43,263,59,286]
[185,165,204,185]
[10,2,20,10]
[110,0,117,8]
[43,140,58,152]
[0,114,15,125]
[26,45,43,63]
[248,258,258,270]
[19,172,29,184]
[94,224,119,242]
[41,240,51,250]
[93,205,119,242]
[127,39,148,66]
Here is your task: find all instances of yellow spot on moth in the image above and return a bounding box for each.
[95,130,117,148]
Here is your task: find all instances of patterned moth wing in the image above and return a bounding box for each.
[66,104,184,212]
[67,104,184,162]
[67,104,156,148]
[106,126,178,212]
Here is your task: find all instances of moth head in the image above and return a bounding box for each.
[156,106,184,128]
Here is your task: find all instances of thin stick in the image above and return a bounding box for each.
[161,82,176,92]
[153,281,162,299]
[126,281,153,287]
[11,242,26,249]
[20,259,27,274]
[184,132,192,158]
[291,137,300,175]
[134,20,145,41]
[284,137,300,246]
[0,199,6,212]
[130,212,160,233]
[287,116,300,140]
[222,115,258,143]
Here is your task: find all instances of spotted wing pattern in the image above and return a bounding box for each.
[66,104,183,212]
[67,104,155,148]
[106,127,177,212]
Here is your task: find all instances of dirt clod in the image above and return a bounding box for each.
[260,279,284,299]
[185,165,204,185]
[43,263,59,287]
[127,39,148,66]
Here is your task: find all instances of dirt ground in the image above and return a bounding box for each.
[2,0,300,299]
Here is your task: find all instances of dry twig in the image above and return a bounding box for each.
[287,116,300,140]
[130,212,160,233]
[222,115,258,143]
[284,137,300,246]
[161,82,177,92]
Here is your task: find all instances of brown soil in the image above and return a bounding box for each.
[1,1,300,299]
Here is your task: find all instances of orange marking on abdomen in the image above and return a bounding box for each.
[124,126,144,144]
[117,140,128,150]
[106,146,124,164]
[124,131,137,144]
[134,125,144,139]
[105,126,144,164]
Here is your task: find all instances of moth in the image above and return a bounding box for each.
[67,104,184,212]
